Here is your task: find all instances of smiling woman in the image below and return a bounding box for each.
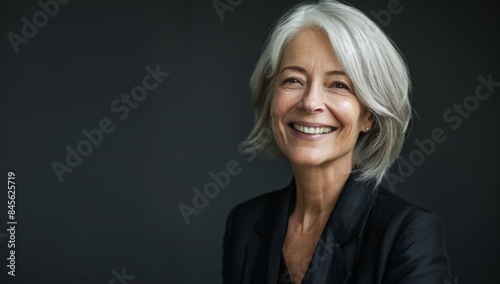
[271,29,372,173]
[222,0,452,283]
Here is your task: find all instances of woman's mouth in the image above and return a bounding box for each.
[289,123,337,135]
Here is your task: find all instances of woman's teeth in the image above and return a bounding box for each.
[293,124,334,134]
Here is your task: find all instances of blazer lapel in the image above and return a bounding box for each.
[252,179,295,284]
[245,175,377,284]
[304,174,378,284]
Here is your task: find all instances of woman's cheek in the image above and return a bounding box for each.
[333,98,359,124]
[271,94,287,123]
[270,104,284,142]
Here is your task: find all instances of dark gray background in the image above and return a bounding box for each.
[1,0,499,283]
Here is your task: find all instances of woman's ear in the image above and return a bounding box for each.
[361,110,375,133]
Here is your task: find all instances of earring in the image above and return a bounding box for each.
[366,127,370,131]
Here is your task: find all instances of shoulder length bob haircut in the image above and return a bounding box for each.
[241,0,412,187]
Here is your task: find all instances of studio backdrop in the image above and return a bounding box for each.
[0,0,499,283]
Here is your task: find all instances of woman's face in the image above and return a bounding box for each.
[271,28,373,168]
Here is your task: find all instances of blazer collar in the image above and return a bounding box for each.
[327,174,378,245]
[253,173,378,284]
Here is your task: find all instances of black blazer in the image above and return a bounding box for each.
[222,174,452,283]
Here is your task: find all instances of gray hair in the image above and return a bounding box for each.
[241,0,412,187]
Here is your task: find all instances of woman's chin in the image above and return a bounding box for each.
[286,150,332,168]
[284,147,354,169]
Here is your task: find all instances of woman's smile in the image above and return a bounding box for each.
[288,122,337,140]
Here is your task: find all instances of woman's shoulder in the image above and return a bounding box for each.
[372,186,441,224]
[367,186,449,265]
[361,187,452,282]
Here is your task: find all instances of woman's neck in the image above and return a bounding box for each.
[290,160,352,230]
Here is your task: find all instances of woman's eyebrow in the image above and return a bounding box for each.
[325,70,347,76]
[279,66,348,77]
[279,65,307,74]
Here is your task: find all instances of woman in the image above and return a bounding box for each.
[223,1,452,283]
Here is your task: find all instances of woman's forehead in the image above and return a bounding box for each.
[279,29,345,74]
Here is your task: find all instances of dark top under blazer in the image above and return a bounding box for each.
[222,174,452,283]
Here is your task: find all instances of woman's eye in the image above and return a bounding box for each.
[331,81,350,91]
[282,77,301,85]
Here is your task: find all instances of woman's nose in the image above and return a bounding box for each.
[298,84,326,114]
